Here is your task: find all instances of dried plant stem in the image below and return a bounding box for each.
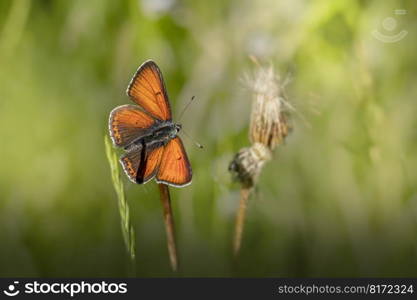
[158,184,178,271]
[233,186,252,256]
[229,61,293,258]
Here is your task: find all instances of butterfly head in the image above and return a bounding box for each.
[167,123,181,139]
[174,123,182,133]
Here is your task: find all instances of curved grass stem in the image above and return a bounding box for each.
[104,135,136,275]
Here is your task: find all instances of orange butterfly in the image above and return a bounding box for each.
[109,60,192,187]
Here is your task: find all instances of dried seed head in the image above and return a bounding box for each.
[229,62,293,187]
[228,143,272,188]
[247,65,291,150]
[229,61,294,256]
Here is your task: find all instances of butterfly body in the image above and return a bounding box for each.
[109,60,192,187]
[124,121,181,152]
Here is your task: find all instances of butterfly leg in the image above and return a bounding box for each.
[136,140,147,183]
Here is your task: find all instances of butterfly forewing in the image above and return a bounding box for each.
[156,137,192,187]
[127,60,172,121]
[109,105,156,148]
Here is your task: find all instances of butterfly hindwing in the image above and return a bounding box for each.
[156,137,192,187]
[120,144,164,184]
[127,60,172,121]
[109,104,156,148]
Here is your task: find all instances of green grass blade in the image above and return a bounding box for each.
[104,135,136,265]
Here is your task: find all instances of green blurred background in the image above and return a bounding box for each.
[0,0,416,277]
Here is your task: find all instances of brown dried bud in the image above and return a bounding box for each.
[228,143,272,188]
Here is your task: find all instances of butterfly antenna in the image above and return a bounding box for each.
[178,96,196,122]
[180,128,204,149]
